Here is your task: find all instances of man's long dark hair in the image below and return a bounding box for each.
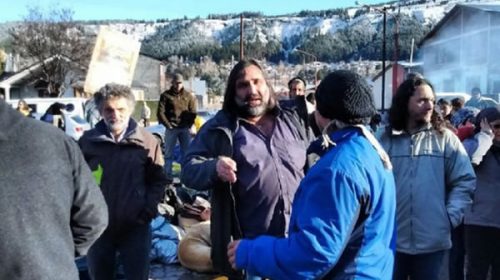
[389,77,445,132]
[222,59,275,116]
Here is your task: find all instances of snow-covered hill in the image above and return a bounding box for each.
[79,0,465,43]
[1,0,495,62]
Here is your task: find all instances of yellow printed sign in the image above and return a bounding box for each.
[84,26,141,94]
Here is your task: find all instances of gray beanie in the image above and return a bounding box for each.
[315,70,377,123]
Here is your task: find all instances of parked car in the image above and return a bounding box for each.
[7,97,87,120]
[36,109,90,141]
[146,109,216,146]
[197,110,216,121]
[145,123,182,178]
[62,111,90,140]
[435,92,471,102]
[146,124,166,146]
[7,97,91,140]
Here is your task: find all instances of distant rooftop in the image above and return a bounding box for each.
[465,3,500,13]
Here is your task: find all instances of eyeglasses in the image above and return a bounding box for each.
[492,124,500,130]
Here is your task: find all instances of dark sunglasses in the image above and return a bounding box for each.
[492,124,500,130]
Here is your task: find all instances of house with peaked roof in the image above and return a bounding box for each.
[419,3,500,101]
[0,55,84,100]
[1,53,166,101]
[132,53,165,100]
[1,53,211,110]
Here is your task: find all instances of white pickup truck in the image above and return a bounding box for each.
[6,97,91,140]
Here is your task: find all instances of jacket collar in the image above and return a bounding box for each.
[88,118,145,145]
[165,87,187,96]
[209,104,281,130]
[389,122,432,136]
[309,127,363,159]
[235,105,281,125]
[324,125,392,170]
[329,126,363,144]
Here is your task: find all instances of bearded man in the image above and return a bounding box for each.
[79,83,168,280]
[181,59,313,278]
[377,77,475,280]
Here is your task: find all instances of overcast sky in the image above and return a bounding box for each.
[1,0,392,22]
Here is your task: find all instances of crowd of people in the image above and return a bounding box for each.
[1,58,500,280]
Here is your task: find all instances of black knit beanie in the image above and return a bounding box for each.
[315,70,377,123]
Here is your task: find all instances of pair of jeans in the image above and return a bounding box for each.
[87,224,152,280]
[393,250,446,280]
[164,127,191,180]
[465,225,500,280]
[449,224,465,280]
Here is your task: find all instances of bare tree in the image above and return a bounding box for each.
[9,6,92,97]
[0,49,6,74]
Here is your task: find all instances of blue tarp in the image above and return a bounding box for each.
[149,216,185,264]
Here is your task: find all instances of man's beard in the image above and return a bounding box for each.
[104,117,129,135]
[234,95,269,118]
[413,113,432,128]
[414,118,428,127]
[172,85,183,94]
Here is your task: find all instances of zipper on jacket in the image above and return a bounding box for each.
[409,135,415,252]
[410,136,414,158]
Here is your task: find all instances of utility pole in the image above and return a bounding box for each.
[240,14,244,60]
[392,17,400,96]
[295,49,318,86]
[391,4,401,97]
[381,8,386,112]
[358,2,400,112]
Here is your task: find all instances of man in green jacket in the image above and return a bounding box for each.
[157,73,197,182]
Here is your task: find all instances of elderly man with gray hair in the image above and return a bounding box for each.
[79,83,168,280]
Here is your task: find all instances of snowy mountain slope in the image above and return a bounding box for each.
[1,0,494,62]
[79,0,455,44]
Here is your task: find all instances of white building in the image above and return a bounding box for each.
[184,77,208,109]
[419,3,500,100]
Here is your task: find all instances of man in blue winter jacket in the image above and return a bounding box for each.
[228,70,397,279]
